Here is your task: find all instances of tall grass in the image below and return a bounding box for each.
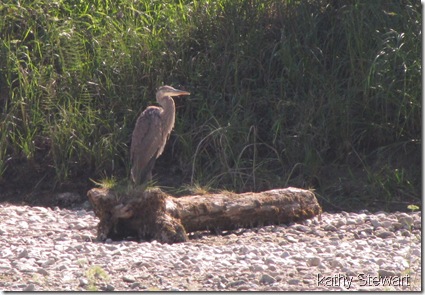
[0,0,421,210]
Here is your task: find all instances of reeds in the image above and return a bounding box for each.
[0,0,420,210]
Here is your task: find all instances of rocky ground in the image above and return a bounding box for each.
[0,201,421,291]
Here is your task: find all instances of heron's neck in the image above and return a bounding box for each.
[158,95,176,130]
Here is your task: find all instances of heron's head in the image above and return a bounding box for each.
[156,85,190,100]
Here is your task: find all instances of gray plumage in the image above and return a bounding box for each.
[130,85,190,186]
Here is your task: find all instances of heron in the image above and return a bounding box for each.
[130,85,190,186]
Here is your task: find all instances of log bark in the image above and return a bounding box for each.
[87,187,322,244]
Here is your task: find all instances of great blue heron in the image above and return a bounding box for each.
[130,85,190,186]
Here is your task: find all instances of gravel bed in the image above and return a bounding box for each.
[0,203,421,291]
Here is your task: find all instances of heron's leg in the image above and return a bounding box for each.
[147,171,152,181]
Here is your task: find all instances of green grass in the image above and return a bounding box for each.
[0,0,421,211]
[85,265,110,291]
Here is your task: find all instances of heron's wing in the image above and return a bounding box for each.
[130,107,164,185]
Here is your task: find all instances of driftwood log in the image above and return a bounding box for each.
[87,187,322,244]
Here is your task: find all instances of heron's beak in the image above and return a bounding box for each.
[163,87,190,97]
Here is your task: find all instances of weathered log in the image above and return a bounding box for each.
[175,188,321,232]
[87,188,188,243]
[87,187,322,244]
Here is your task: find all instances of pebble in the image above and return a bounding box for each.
[294,225,310,232]
[130,282,141,289]
[307,257,321,267]
[259,273,276,284]
[323,224,337,232]
[0,204,420,291]
[17,249,28,258]
[376,231,396,239]
[104,284,115,291]
[398,215,414,228]
[122,275,136,283]
[378,269,397,277]
[226,280,246,288]
[37,268,49,276]
[288,279,300,285]
[22,284,35,291]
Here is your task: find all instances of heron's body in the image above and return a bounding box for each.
[130,86,190,186]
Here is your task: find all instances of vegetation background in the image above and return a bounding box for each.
[0,0,421,211]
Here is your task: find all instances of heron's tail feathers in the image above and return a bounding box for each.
[131,156,156,188]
